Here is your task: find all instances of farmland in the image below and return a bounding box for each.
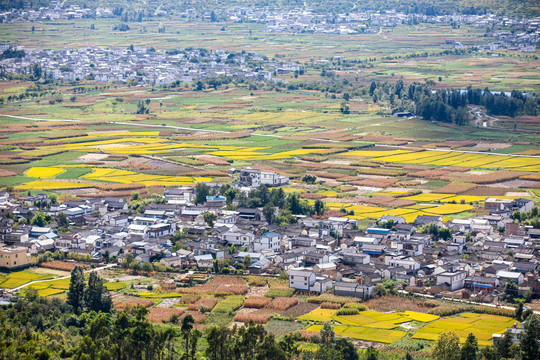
[0,104,537,224]
[10,266,525,359]
[0,3,538,359]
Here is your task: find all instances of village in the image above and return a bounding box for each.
[0,43,284,86]
[0,4,538,53]
[1,167,539,306]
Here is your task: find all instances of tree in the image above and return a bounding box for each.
[438,227,452,241]
[224,188,237,205]
[516,301,524,321]
[369,81,377,96]
[302,174,317,184]
[320,322,335,346]
[83,271,112,313]
[460,333,478,360]
[203,212,217,228]
[519,315,540,360]
[181,315,194,359]
[335,338,358,360]
[504,280,519,300]
[495,330,513,359]
[432,330,460,360]
[314,200,325,216]
[206,326,230,360]
[195,183,211,205]
[340,101,350,114]
[212,259,220,273]
[31,212,51,227]
[243,255,252,270]
[58,212,69,229]
[263,203,276,224]
[67,265,86,313]
[364,346,379,360]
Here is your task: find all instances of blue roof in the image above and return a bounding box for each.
[206,196,226,201]
[262,232,280,237]
[363,250,383,254]
[472,284,493,288]
[366,228,391,234]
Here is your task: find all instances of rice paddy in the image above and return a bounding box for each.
[412,313,517,346]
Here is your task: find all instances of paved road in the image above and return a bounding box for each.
[7,264,117,293]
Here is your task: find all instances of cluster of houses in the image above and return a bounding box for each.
[224,7,539,50]
[1,167,540,302]
[0,44,289,86]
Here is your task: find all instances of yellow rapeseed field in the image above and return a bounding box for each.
[25,167,64,179]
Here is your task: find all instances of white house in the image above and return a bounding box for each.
[436,270,467,291]
[384,255,420,272]
[221,232,255,246]
[254,232,281,252]
[288,268,316,291]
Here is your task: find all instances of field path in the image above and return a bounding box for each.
[6,264,117,293]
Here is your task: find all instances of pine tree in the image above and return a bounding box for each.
[460,333,478,360]
[519,315,540,360]
[67,265,86,313]
[83,271,112,313]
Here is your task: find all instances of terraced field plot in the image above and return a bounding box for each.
[300,309,439,343]
[412,313,516,346]
[0,270,57,289]
[352,149,540,172]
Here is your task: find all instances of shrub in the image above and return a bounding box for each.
[343,303,368,311]
[246,276,267,287]
[336,308,360,316]
[320,302,341,309]
[265,288,295,298]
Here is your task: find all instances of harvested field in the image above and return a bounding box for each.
[188,297,219,312]
[436,182,478,194]
[462,186,508,196]
[243,296,272,309]
[350,178,397,187]
[363,296,435,313]
[234,308,273,324]
[0,169,16,177]
[147,307,184,323]
[267,297,299,311]
[409,169,451,179]
[182,311,206,323]
[112,295,155,311]
[492,179,540,189]
[442,170,527,184]
[178,276,248,295]
[282,302,319,318]
[40,261,88,272]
